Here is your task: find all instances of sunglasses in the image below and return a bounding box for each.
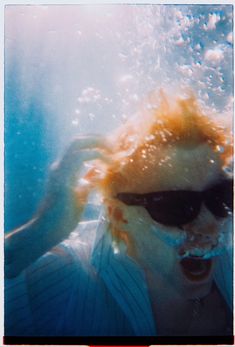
[116,179,233,227]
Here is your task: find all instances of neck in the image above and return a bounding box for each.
[143,267,228,336]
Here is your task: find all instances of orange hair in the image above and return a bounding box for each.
[78,91,233,253]
[97,92,233,197]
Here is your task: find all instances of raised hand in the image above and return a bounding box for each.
[5,136,110,278]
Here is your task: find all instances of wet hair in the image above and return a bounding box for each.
[99,91,233,197]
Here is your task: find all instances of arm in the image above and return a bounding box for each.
[5,136,109,278]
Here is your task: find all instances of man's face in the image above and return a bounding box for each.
[113,143,231,299]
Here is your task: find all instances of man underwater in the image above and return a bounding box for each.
[5,92,233,336]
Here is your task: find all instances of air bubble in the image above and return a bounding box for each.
[88,113,95,120]
[223,165,233,176]
[145,134,155,141]
[215,145,224,153]
[72,118,79,126]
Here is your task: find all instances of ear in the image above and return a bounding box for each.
[105,198,138,258]
[105,198,128,225]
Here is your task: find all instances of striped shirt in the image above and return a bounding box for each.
[4,215,232,336]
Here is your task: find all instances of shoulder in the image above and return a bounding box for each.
[5,240,97,336]
[5,270,35,336]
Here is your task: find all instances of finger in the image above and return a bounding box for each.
[66,135,111,154]
[80,148,112,163]
[64,149,111,179]
[60,148,109,169]
[60,136,111,170]
[53,148,111,188]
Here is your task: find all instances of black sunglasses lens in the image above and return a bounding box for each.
[117,191,201,226]
[146,191,201,226]
[116,180,233,227]
[205,180,233,218]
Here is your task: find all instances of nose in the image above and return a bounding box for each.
[180,204,222,255]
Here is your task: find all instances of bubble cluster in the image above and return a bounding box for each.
[6,5,233,151]
[77,87,102,104]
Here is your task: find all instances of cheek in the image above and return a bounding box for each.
[107,203,180,275]
[125,207,178,272]
[109,204,150,230]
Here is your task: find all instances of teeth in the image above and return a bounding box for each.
[190,248,205,257]
[181,250,190,258]
[179,242,225,260]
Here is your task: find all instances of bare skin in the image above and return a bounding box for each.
[147,272,230,336]
[111,144,226,294]
[4,139,232,335]
[5,136,110,278]
[109,143,232,335]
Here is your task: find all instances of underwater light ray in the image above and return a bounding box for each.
[5,4,233,230]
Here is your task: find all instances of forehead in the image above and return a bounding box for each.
[119,143,223,193]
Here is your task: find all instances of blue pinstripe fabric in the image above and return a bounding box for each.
[91,220,156,336]
[4,215,232,336]
[5,218,155,336]
[5,272,36,336]
[214,247,233,309]
[214,219,233,309]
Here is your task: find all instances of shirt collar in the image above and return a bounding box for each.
[91,214,156,336]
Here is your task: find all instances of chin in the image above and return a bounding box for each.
[182,279,213,299]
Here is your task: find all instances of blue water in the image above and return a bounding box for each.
[4,4,233,231]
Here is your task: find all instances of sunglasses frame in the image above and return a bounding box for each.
[116,179,233,227]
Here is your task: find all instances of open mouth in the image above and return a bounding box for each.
[180,256,212,282]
